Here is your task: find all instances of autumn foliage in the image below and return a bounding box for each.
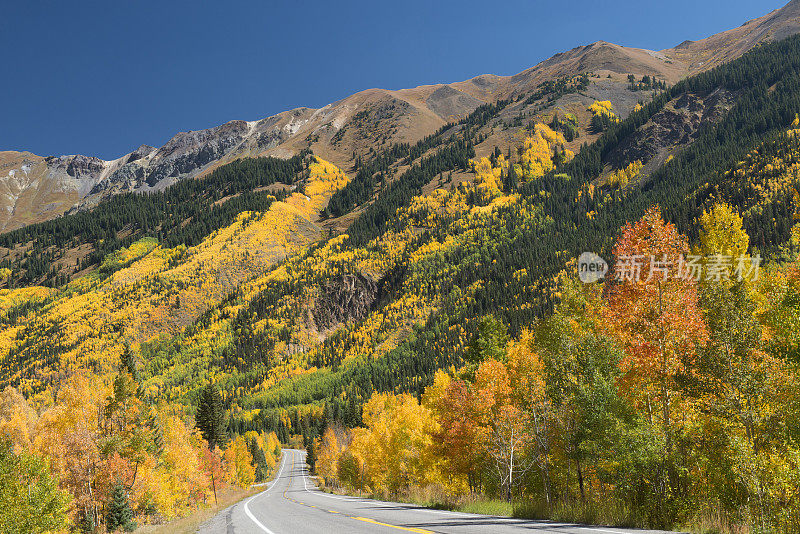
[315,206,800,532]
[0,369,280,530]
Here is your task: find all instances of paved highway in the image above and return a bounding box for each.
[199,450,682,534]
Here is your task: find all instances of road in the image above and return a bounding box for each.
[199,449,682,534]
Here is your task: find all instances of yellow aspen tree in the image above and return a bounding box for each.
[224,435,256,488]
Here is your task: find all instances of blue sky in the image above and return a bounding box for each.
[0,0,787,160]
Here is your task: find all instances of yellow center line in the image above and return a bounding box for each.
[353,517,434,534]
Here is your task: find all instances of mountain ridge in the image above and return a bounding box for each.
[3,0,800,233]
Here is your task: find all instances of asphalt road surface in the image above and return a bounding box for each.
[199,449,683,534]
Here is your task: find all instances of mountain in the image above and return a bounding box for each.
[3,0,800,234]
[5,3,800,532]
[4,17,800,412]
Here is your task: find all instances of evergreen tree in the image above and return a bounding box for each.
[196,384,228,449]
[306,439,317,472]
[462,316,510,379]
[247,437,270,482]
[120,344,142,393]
[505,164,518,191]
[105,481,136,532]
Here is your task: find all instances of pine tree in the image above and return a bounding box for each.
[462,316,510,380]
[306,439,317,471]
[196,384,228,449]
[247,437,270,482]
[105,481,136,532]
[196,385,228,506]
[119,345,142,397]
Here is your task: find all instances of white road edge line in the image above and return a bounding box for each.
[579,529,632,534]
[243,451,290,534]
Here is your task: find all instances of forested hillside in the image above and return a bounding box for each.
[0,153,308,286]
[315,205,800,531]
[3,24,800,534]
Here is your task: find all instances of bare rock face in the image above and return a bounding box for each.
[312,273,378,331]
[70,117,302,210]
[126,145,156,163]
[93,120,254,193]
[606,89,734,168]
[62,155,106,178]
[45,155,108,198]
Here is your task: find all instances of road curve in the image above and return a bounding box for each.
[199,449,683,534]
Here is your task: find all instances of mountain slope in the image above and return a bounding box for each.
[4,30,800,414]
[0,157,348,394]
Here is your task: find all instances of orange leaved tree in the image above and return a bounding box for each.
[605,207,708,452]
